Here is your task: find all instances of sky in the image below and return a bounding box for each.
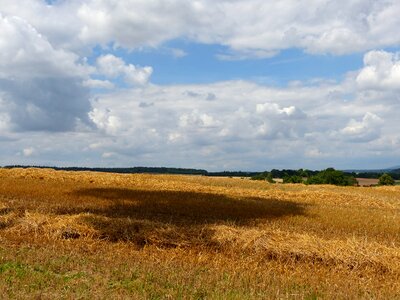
[0,0,399,171]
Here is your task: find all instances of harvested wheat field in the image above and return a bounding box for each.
[1,168,400,299]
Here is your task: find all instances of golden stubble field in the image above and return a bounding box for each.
[0,168,400,299]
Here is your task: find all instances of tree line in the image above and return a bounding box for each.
[251,168,397,186]
[2,165,258,177]
[2,165,398,185]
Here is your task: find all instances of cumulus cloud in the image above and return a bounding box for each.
[0,78,91,132]
[0,0,399,59]
[0,13,92,132]
[0,1,84,52]
[356,50,400,90]
[1,1,400,170]
[256,103,306,119]
[341,112,384,143]
[79,60,400,169]
[75,0,400,57]
[89,108,121,135]
[85,82,315,163]
[3,71,399,170]
[179,111,220,129]
[77,0,197,48]
[96,54,153,86]
[0,14,88,78]
[83,79,115,89]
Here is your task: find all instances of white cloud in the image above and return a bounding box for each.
[76,59,399,169]
[0,98,11,132]
[179,111,220,129]
[89,108,121,135]
[170,48,187,58]
[357,50,400,90]
[0,13,92,132]
[0,14,88,79]
[83,79,115,89]
[77,0,196,48]
[83,81,319,164]
[76,0,400,57]
[1,1,400,59]
[168,132,182,143]
[1,1,400,170]
[341,112,384,143]
[96,54,153,86]
[305,148,324,158]
[23,147,34,157]
[256,103,305,119]
[2,69,399,170]
[102,152,115,158]
[0,1,84,52]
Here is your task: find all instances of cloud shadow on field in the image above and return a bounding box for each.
[61,188,309,247]
[69,188,307,224]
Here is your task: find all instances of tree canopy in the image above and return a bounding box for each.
[378,173,395,186]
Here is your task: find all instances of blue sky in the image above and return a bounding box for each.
[94,43,365,86]
[0,1,400,170]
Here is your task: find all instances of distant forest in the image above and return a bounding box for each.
[2,165,400,180]
[268,168,400,180]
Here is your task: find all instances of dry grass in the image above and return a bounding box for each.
[1,168,400,299]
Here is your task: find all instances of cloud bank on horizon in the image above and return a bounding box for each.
[0,0,399,170]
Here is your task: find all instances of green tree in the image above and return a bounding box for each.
[250,171,269,180]
[378,173,395,186]
[306,175,324,185]
[266,172,275,183]
[283,175,303,184]
[298,168,309,177]
[305,168,356,186]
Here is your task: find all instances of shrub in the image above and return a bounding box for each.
[378,173,395,186]
[250,172,269,180]
[266,173,275,183]
[283,175,303,184]
[251,172,275,183]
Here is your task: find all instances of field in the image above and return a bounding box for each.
[355,178,379,187]
[1,168,400,299]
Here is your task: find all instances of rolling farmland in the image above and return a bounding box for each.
[1,168,400,299]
